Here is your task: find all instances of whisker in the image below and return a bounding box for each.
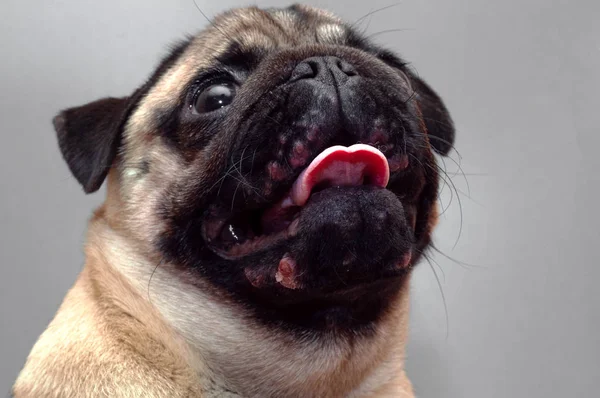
[425,134,464,161]
[225,173,263,198]
[230,181,241,212]
[207,150,261,198]
[232,145,252,192]
[426,253,450,340]
[447,172,488,177]
[410,142,480,208]
[238,145,249,175]
[362,7,375,34]
[412,153,463,242]
[192,0,238,45]
[439,155,468,200]
[432,245,487,269]
[216,171,229,198]
[367,28,415,40]
[147,258,164,306]
[250,147,258,174]
[441,162,464,249]
[424,251,446,282]
[403,87,419,106]
[208,161,242,192]
[351,3,402,30]
[431,155,453,214]
[409,153,454,217]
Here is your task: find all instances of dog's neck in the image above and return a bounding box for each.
[87,204,413,397]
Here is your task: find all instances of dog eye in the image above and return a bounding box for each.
[193,83,237,114]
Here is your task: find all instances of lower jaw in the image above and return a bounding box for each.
[242,274,409,332]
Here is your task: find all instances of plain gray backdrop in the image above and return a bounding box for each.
[1,0,599,396]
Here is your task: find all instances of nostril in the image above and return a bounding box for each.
[290,61,317,82]
[336,59,358,77]
[307,60,320,76]
[290,57,359,83]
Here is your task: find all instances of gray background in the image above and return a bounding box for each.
[1,0,598,396]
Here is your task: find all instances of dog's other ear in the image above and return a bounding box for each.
[53,95,138,193]
[407,73,456,156]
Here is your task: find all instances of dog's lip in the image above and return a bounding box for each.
[268,248,413,292]
[202,145,402,260]
[249,267,410,305]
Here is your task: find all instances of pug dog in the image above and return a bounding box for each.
[13,4,455,397]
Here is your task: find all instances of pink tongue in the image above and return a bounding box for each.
[261,144,390,233]
[290,144,390,206]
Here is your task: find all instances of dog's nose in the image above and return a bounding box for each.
[289,56,358,84]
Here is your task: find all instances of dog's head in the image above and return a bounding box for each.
[55,5,454,333]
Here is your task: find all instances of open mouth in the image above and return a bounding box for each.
[202,144,394,259]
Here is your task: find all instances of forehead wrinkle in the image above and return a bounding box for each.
[270,6,345,46]
[212,6,273,35]
[270,9,298,27]
[235,28,279,50]
[215,9,290,50]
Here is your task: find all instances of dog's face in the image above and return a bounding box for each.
[55,5,454,334]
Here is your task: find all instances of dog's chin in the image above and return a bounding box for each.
[202,184,415,309]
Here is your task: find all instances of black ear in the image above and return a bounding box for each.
[408,74,456,156]
[53,96,136,193]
